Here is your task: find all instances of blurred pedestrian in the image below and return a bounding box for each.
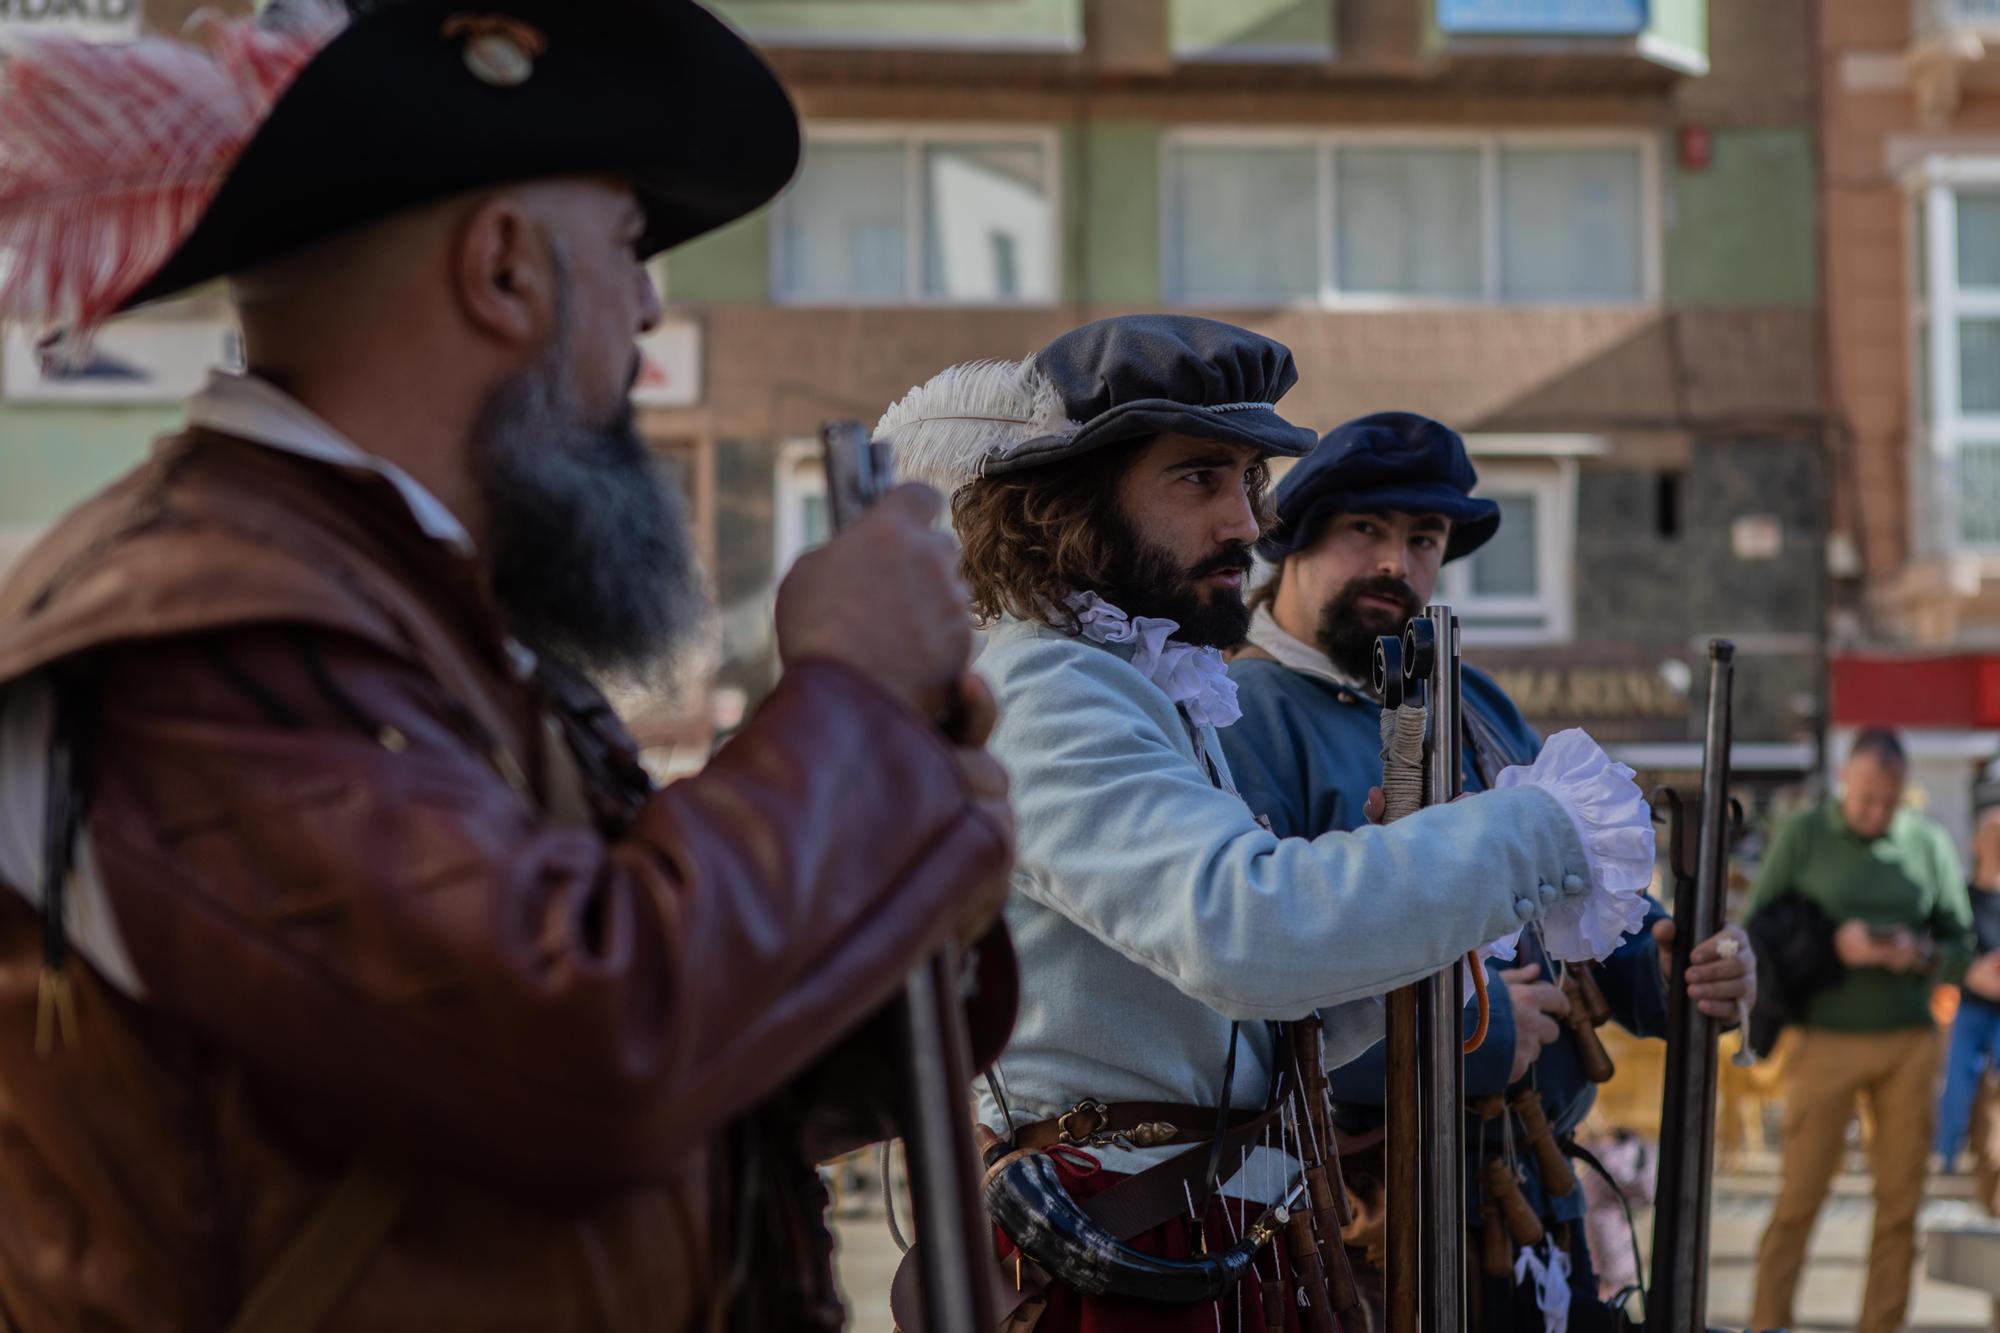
[1747,729,1990,1333]
[1936,810,2000,1171]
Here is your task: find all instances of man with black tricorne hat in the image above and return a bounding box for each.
[0,4,1015,1329]
[877,319,1657,1331]
[1221,413,1755,1332]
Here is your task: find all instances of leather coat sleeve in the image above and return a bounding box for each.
[81,627,1012,1199]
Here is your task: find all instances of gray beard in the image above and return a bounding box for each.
[471,301,707,685]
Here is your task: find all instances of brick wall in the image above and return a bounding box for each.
[1813,0,2000,643]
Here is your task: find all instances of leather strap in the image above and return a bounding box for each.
[223,1160,411,1333]
[1008,1100,1263,1153]
[1074,1106,1283,1241]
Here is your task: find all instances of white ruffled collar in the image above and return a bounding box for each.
[1064,592,1241,729]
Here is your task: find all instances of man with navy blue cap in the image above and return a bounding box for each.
[880,326,1662,1330]
[1222,412,1755,1332]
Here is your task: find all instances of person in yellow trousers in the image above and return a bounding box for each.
[1747,729,2000,1333]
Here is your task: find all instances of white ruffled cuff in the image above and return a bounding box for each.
[1492,729,1655,963]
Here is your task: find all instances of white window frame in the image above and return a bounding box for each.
[1158,127,1663,310]
[1905,154,2000,556]
[770,123,1064,308]
[1438,454,1579,647]
[773,440,829,577]
[715,0,1083,54]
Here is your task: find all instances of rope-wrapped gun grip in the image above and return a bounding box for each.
[1374,631,1488,1055]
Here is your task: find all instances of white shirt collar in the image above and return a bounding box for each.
[1245,604,1374,697]
[1065,591,1241,729]
[186,371,475,557]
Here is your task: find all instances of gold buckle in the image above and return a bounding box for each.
[1056,1099,1110,1146]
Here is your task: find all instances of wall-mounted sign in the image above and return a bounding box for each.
[1731,514,1784,561]
[2,322,243,404]
[1488,664,1690,724]
[632,318,702,409]
[0,0,142,42]
[1478,649,1694,743]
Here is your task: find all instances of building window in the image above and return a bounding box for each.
[705,0,1084,54]
[1908,160,2000,552]
[774,444,832,576]
[1162,132,1657,307]
[1439,457,1577,645]
[774,129,1058,305]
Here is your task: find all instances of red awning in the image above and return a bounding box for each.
[1831,653,2000,728]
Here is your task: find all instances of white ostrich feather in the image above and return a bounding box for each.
[874,355,1080,492]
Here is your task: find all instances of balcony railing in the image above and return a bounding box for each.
[1919,0,2000,39]
[1435,0,1647,37]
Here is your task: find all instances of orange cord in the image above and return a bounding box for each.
[1463,951,1491,1053]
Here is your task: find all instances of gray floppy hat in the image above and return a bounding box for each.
[877,314,1319,493]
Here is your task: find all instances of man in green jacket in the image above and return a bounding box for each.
[1748,728,2000,1333]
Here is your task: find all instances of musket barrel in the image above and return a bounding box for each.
[820,421,993,1333]
[1419,607,1467,1333]
[1646,639,1736,1332]
[1384,609,1468,1333]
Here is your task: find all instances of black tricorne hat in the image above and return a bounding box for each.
[120,0,800,310]
[878,314,1318,493]
[1259,411,1502,563]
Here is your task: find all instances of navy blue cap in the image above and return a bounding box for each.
[983,315,1319,475]
[1259,412,1500,563]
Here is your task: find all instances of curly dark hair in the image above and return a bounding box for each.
[950,441,1272,630]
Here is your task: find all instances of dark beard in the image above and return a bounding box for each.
[1314,574,1423,682]
[1095,509,1254,649]
[472,268,706,683]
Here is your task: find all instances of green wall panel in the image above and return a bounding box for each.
[1081,122,1162,305]
[1645,0,1707,68]
[1170,0,1335,58]
[1666,127,1817,309]
[712,0,1081,48]
[0,404,176,524]
[662,212,771,305]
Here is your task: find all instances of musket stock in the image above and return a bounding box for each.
[1645,639,1737,1333]
[820,421,994,1333]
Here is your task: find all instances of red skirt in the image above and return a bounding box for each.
[993,1149,1322,1333]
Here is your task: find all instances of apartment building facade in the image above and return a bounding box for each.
[663,0,1826,801]
[1820,0,2000,839]
[0,0,1831,796]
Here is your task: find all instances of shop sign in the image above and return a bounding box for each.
[1487,664,1690,723]
[0,0,142,42]
[632,319,701,408]
[1479,654,1695,742]
[2,321,242,404]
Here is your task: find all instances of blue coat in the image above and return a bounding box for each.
[1221,637,1668,1227]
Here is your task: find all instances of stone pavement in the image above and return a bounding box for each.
[825,1152,2000,1332]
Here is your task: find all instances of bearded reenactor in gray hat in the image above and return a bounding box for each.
[1222,412,1755,1332]
[876,316,1657,1333]
[0,4,1015,1330]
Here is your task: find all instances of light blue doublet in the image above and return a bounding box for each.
[972,617,1596,1190]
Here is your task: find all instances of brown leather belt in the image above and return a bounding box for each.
[1010,1099,1386,1158]
[1008,1099,1259,1153]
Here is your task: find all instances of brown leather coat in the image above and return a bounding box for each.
[0,431,1015,1331]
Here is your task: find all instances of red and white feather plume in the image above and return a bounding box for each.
[0,2,347,340]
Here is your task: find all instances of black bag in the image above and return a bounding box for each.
[1744,892,1846,1058]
